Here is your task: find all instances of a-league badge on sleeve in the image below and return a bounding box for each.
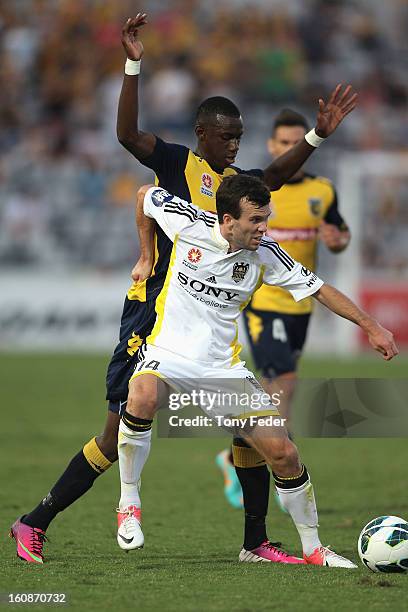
[151,188,174,207]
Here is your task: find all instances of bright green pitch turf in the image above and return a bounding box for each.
[1,353,408,611]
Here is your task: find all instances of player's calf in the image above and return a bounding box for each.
[12,433,114,545]
[95,411,121,462]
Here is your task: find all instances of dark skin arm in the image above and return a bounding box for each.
[117,15,156,281]
[264,85,358,191]
[117,14,156,159]
[118,15,358,192]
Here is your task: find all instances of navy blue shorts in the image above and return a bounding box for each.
[106,297,157,413]
[243,306,310,378]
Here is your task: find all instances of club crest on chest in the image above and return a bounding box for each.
[232,262,249,283]
[308,198,322,217]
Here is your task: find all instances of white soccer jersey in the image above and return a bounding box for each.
[144,187,324,366]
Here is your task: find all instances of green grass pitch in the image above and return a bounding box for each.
[1,353,407,611]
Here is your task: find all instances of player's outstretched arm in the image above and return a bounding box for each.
[117,14,156,159]
[313,284,398,361]
[263,84,358,191]
[132,184,156,282]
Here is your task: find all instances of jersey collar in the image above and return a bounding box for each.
[212,222,230,252]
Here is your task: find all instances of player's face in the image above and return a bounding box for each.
[196,115,244,170]
[228,199,271,252]
[268,125,306,158]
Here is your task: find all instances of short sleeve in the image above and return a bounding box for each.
[323,187,348,231]
[140,137,189,183]
[143,187,215,242]
[260,240,324,301]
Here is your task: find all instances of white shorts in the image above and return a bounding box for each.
[129,344,282,423]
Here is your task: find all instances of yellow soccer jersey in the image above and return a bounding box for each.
[250,173,347,314]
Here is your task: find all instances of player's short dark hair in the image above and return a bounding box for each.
[216,175,270,223]
[195,96,241,126]
[273,108,309,134]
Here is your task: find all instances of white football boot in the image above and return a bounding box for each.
[117,505,144,551]
[304,545,357,568]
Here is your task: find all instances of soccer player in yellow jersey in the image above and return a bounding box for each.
[244,108,350,422]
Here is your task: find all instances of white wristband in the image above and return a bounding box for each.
[305,128,325,148]
[125,59,141,76]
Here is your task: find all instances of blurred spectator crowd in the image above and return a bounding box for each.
[362,176,408,277]
[0,0,407,271]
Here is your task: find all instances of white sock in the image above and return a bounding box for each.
[276,479,322,556]
[118,419,152,511]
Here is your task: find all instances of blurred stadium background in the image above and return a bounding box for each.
[0,0,407,354]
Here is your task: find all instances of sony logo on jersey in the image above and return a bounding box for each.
[177,272,239,302]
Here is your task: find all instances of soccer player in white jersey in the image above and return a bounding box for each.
[117,174,397,567]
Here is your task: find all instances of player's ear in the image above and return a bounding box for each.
[221,213,234,226]
[195,124,206,142]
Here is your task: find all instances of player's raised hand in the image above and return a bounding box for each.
[121,13,147,61]
[315,84,358,138]
[131,256,154,283]
[367,324,399,361]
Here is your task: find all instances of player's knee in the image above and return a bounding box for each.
[269,438,300,473]
[127,382,141,412]
[284,443,301,473]
[127,388,157,419]
[268,438,288,462]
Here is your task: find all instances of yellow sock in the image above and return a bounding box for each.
[232,444,266,468]
[83,437,112,474]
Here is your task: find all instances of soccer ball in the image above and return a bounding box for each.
[358,515,408,573]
